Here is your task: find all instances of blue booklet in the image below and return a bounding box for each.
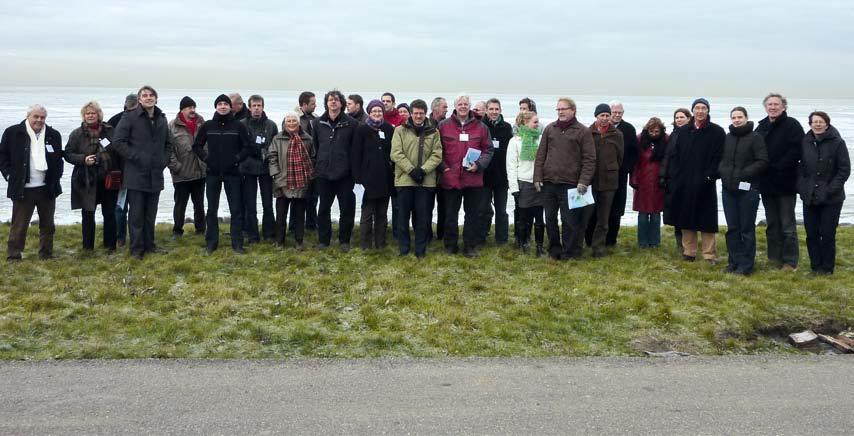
[463,147,481,169]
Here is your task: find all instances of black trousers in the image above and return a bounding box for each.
[82,184,118,250]
[479,185,509,244]
[305,180,319,230]
[205,174,243,250]
[126,189,160,256]
[433,187,446,240]
[316,177,356,245]
[275,196,307,245]
[172,178,205,235]
[398,187,433,256]
[7,186,55,259]
[542,182,588,258]
[360,196,390,249]
[518,206,545,245]
[242,174,275,242]
[443,187,483,250]
[607,171,629,245]
[803,202,842,274]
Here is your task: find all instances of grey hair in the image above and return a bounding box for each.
[26,104,47,116]
[454,94,471,106]
[609,100,624,109]
[229,93,244,104]
[431,97,446,110]
[283,111,301,123]
[763,93,787,108]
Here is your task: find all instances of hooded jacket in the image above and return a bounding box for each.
[798,125,850,206]
[192,112,255,177]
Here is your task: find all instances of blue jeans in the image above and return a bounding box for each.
[115,189,129,243]
[206,174,244,250]
[637,212,661,247]
[722,188,760,273]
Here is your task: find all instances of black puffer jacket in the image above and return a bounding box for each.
[192,112,255,177]
[798,125,850,206]
[311,112,358,181]
[482,115,513,189]
[718,121,768,191]
[756,111,804,195]
[112,106,174,192]
[0,121,64,200]
[240,113,278,176]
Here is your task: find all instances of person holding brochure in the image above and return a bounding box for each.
[588,104,624,257]
[437,94,493,257]
[532,97,596,260]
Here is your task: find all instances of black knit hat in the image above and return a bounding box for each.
[692,98,710,110]
[214,94,232,108]
[594,103,611,117]
[179,96,196,110]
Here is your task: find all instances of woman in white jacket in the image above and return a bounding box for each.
[506,111,545,255]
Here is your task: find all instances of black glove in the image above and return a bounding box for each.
[410,167,426,184]
[658,177,666,188]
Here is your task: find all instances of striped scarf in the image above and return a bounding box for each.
[286,133,313,190]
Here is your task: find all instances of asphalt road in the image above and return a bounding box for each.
[1,356,852,435]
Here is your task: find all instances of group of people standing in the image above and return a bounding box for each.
[0,88,849,275]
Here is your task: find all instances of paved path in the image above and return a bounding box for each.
[1,356,852,435]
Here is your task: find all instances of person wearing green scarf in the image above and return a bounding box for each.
[506,111,545,255]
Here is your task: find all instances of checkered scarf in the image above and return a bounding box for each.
[286,133,313,190]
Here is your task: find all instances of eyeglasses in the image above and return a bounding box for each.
[556,107,571,112]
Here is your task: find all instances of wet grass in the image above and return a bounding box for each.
[0,222,851,359]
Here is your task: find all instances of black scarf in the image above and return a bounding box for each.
[728,121,754,137]
[641,129,667,162]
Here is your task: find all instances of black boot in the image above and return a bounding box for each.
[536,243,544,257]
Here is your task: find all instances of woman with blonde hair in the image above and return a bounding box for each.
[506,110,545,255]
[64,100,120,252]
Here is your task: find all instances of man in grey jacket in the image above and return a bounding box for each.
[112,85,175,259]
[240,94,278,243]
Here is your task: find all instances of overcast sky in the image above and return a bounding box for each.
[2,0,853,98]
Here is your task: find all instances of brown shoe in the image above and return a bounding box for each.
[781,264,797,272]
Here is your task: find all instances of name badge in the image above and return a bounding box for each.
[45,144,55,153]
[256,136,265,145]
[492,140,499,148]
[738,182,751,191]
[100,138,111,148]
[460,133,469,142]
[379,131,386,140]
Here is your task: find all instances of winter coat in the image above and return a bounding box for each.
[384,110,404,127]
[268,128,315,199]
[718,122,768,192]
[798,125,850,206]
[390,119,443,188]
[482,115,513,189]
[300,112,316,136]
[590,123,624,192]
[756,111,804,196]
[668,120,725,232]
[533,118,596,187]
[0,121,64,200]
[168,114,206,183]
[631,132,667,213]
[64,122,119,210]
[240,113,278,176]
[437,111,494,190]
[615,121,638,174]
[506,134,540,194]
[353,121,395,199]
[311,112,358,181]
[112,106,174,193]
[233,105,249,121]
[349,110,368,124]
[192,112,255,177]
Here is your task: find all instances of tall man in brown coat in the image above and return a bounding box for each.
[588,104,624,257]
[533,97,596,260]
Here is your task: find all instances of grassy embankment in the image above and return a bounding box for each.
[0,223,851,359]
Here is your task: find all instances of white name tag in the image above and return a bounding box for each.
[45,144,55,153]
[738,182,751,191]
[256,136,264,144]
[460,133,469,142]
[492,140,499,148]
[100,138,111,147]
[379,131,386,139]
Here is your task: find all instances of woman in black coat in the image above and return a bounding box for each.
[667,99,725,263]
[64,101,120,252]
[661,108,692,251]
[353,99,395,250]
[798,111,850,274]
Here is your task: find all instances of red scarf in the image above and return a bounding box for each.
[596,123,610,135]
[179,112,198,136]
[286,133,313,190]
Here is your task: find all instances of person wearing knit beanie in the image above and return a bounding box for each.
[692,98,710,110]
[179,96,196,111]
[214,94,232,109]
[366,99,384,115]
[594,103,611,117]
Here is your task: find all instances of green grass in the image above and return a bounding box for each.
[0,222,851,359]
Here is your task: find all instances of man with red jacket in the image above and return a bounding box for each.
[438,94,494,257]
[381,92,404,127]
